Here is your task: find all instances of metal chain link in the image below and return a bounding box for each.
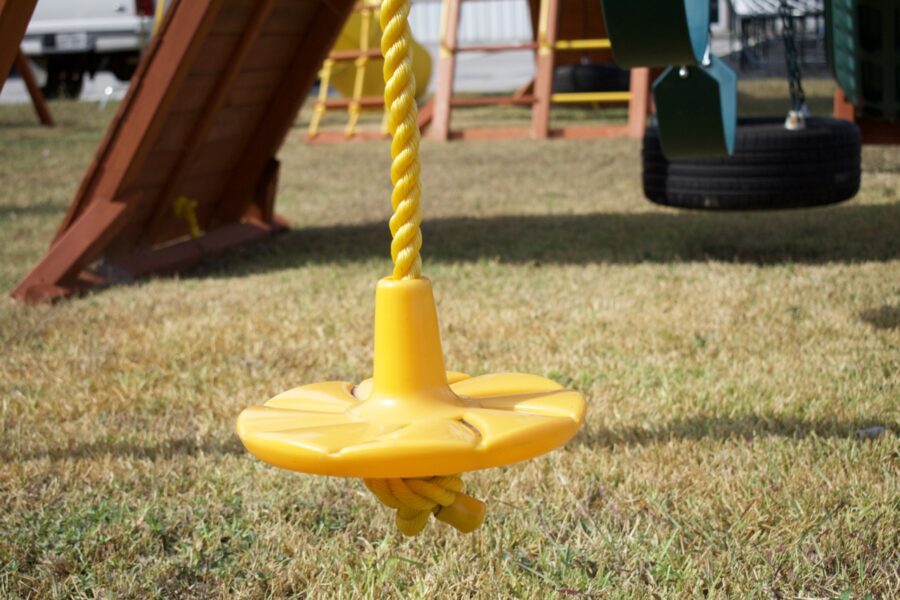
[779,0,807,113]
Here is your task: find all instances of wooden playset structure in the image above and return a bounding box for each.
[426,0,651,141]
[833,89,900,144]
[0,0,53,126]
[306,0,433,142]
[306,0,652,142]
[11,0,356,303]
[827,0,899,144]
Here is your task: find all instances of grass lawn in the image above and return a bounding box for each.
[0,79,898,598]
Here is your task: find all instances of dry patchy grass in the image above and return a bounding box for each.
[0,80,898,598]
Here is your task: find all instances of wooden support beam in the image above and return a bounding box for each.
[833,88,900,145]
[13,50,54,126]
[53,0,227,240]
[11,191,143,303]
[833,88,856,122]
[531,0,560,139]
[429,0,462,141]
[0,0,39,92]
[428,0,639,141]
[112,220,285,280]
[626,67,651,139]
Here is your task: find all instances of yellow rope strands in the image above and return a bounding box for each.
[361,0,482,536]
[381,0,423,281]
[364,475,479,536]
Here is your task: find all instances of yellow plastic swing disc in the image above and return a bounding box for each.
[236,278,586,480]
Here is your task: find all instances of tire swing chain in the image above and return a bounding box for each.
[779,0,809,130]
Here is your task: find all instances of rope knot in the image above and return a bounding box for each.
[364,475,486,536]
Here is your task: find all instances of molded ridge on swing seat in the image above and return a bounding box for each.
[600,0,710,67]
[236,278,586,479]
[653,55,738,159]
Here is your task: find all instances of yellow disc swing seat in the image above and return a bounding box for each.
[236,0,586,537]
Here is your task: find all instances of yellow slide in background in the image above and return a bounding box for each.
[328,9,432,103]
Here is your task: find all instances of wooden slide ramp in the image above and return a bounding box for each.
[12,0,355,303]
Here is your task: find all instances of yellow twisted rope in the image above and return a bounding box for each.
[362,0,485,537]
[364,475,485,536]
[381,0,423,280]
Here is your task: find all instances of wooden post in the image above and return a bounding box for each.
[429,0,461,141]
[14,50,54,127]
[833,88,856,122]
[0,0,39,90]
[531,0,558,140]
[625,67,650,139]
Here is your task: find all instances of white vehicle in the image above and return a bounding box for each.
[21,0,156,99]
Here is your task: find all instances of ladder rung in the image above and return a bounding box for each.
[449,96,536,107]
[453,43,539,53]
[551,92,631,104]
[554,39,612,51]
[319,97,385,108]
[328,48,382,61]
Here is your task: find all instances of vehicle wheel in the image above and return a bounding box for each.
[553,63,630,94]
[109,53,139,81]
[41,64,62,100]
[41,61,83,100]
[642,117,862,210]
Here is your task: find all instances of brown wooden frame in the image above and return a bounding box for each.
[834,88,900,145]
[0,0,52,126]
[11,0,356,303]
[426,0,651,142]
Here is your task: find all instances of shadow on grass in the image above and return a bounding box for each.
[6,416,895,463]
[0,200,65,217]
[576,414,898,449]
[859,305,900,330]
[191,202,900,278]
[1,435,245,463]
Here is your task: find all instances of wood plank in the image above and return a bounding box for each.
[135,0,280,248]
[626,67,651,139]
[531,0,559,140]
[211,0,357,225]
[13,51,54,126]
[113,221,285,279]
[10,191,144,303]
[0,0,39,94]
[428,0,462,141]
[55,0,228,237]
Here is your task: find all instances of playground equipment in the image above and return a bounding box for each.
[307,1,432,141]
[642,117,861,210]
[0,0,53,126]
[601,0,737,158]
[11,0,357,303]
[236,0,585,536]
[600,0,862,210]
[426,0,653,141]
[828,0,900,144]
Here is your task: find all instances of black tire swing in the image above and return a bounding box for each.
[601,0,862,210]
[642,117,861,210]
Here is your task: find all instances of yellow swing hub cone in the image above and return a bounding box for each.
[236,0,586,537]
